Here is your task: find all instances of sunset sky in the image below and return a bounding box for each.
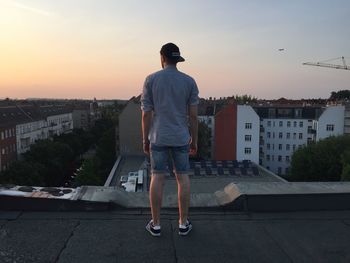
[0,0,349,100]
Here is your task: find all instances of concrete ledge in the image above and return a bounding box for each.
[0,195,112,211]
[219,182,350,212]
[3,182,350,212]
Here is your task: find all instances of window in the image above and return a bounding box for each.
[278,155,282,162]
[272,155,275,161]
[0,132,3,140]
[245,135,252,142]
[279,121,283,127]
[279,132,283,139]
[295,109,302,118]
[293,144,296,151]
[285,167,289,174]
[278,167,282,174]
[294,121,297,127]
[273,132,275,138]
[286,156,290,162]
[286,133,291,139]
[293,133,296,139]
[244,148,251,154]
[267,132,271,138]
[326,124,334,131]
[267,155,270,161]
[245,123,252,129]
[1,148,5,155]
[268,108,276,118]
[267,143,270,150]
[287,121,291,127]
[272,144,275,150]
[5,130,8,138]
[299,121,303,128]
[279,144,282,150]
[299,133,303,139]
[273,121,276,127]
[286,144,290,151]
[267,121,271,127]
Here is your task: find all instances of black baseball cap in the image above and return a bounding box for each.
[160,43,185,62]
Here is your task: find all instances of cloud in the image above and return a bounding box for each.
[1,0,53,17]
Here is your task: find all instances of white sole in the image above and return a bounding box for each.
[178,225,192,236]
[146,226,161,237]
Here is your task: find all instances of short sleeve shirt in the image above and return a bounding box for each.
[141,65,199,146]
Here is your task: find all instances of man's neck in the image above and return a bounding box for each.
[163,63,177,69]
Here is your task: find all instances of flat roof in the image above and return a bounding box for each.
[1,209,350,262]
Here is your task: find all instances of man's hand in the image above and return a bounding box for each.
[143,140,150,155]
[189,141,197,156]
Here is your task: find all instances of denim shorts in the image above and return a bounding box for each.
[150,144,190,175]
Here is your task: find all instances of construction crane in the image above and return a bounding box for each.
[303,56,349,71]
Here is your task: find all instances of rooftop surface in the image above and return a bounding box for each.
[1,209,350,263]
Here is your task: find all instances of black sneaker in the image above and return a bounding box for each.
[179,220,192,236]
[146,220,161,237]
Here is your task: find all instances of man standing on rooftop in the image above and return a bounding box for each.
[141,43,199,237]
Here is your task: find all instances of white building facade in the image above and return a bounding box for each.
[257,105,345,176]
[316,105,345,141]
[47,113,73,137]
[236,105,260,163]
[16,120,48,156]
[16,112,73,156]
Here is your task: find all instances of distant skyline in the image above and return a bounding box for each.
[0,0,349,100]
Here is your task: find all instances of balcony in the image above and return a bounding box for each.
[307,129,317,134]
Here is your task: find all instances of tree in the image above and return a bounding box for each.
[341,150,350,181]
[95,128,116,181]
[230,94,258,104]
[330,90,350,100]
[0,161,46,186]
[196,121,211,160]
[74,157,103,186]
[24,140,74,186]
[289,136,350,181]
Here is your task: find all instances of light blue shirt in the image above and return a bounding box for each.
[141,65,199,146]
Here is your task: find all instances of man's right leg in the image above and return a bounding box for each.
[149,173,165,226]
[147,144,168,236]
[172,144,192,235]
[175,173,190,225]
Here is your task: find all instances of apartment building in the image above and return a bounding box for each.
[345,102,350,135]
[255,104,345,175]
[118,96,143,156]
[214,103,260,163]
[0,103,74,163]
[0,125,17,172]
[0,105,41,170]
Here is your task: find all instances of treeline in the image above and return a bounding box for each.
[330,90,350,100]
[289,135,350,181]
[0,118,116,187]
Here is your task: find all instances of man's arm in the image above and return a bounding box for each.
[189,105,198,156]
[142,111,153,155]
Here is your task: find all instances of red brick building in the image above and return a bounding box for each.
[214,103,238,160]
[0,125,17,172]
